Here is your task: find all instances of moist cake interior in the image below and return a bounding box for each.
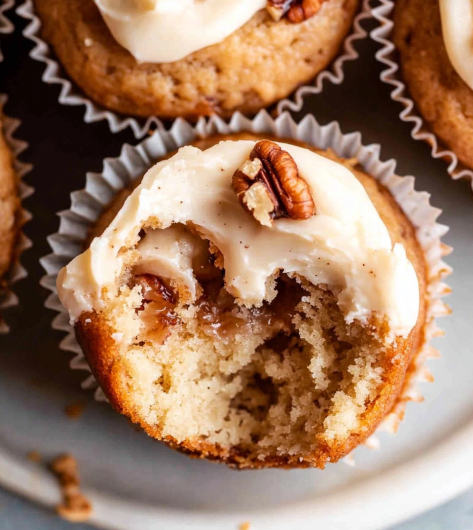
[104,224,388,459]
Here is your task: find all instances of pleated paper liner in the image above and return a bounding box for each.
[18,0,371,139]
[0,95,33,333]
[277,0,372,115]
[40,110,451,456]
[0,0,14,61]
[0,0,14,34]
[371,0,473,188]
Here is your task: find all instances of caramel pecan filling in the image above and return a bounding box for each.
[134,264,306,346]
[135,274,179,344]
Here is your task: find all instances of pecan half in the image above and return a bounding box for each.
[232,140,315,227]
[266,0,326,23]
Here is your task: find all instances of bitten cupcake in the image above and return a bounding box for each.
[55,133,436,469]
[30,0,361,120]
[392,0,473,172]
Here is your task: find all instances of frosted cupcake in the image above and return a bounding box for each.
[55,133,434,469]
[30,0,361,120]
[393,0,473,171]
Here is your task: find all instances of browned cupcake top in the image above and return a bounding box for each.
[33,0,359,118]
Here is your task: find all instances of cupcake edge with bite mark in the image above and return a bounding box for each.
[48,115,450,469]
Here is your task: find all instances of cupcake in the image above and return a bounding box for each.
[390,0,473,173]
[29,0,361,120]
[55,131,438,469]
[0,104,21,330]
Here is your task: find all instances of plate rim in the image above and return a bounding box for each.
[2,418,473,530]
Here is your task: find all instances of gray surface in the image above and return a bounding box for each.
[0,4,472,530]
[3,485,473,530]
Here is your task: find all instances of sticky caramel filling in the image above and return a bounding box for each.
[105,226,388,459]
[135,274,179,345]
[196,274,302,343]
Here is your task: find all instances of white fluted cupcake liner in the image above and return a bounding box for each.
[17,0,371,139]
[0,95,33,333]
[0,0,14,62]
[277,0,372,115]
[40,110,451,453]
[16,0,160,138]
[0,0,13,34]
[371,0,473,187]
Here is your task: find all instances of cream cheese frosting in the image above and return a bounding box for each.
[93,0,267,63]
[133,224,211,300]
[440,0,473,90]
[57,140,420,339]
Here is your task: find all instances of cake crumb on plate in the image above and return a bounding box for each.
[65,400,85,419]
[26,451,42,463]
[50,454,92,523]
